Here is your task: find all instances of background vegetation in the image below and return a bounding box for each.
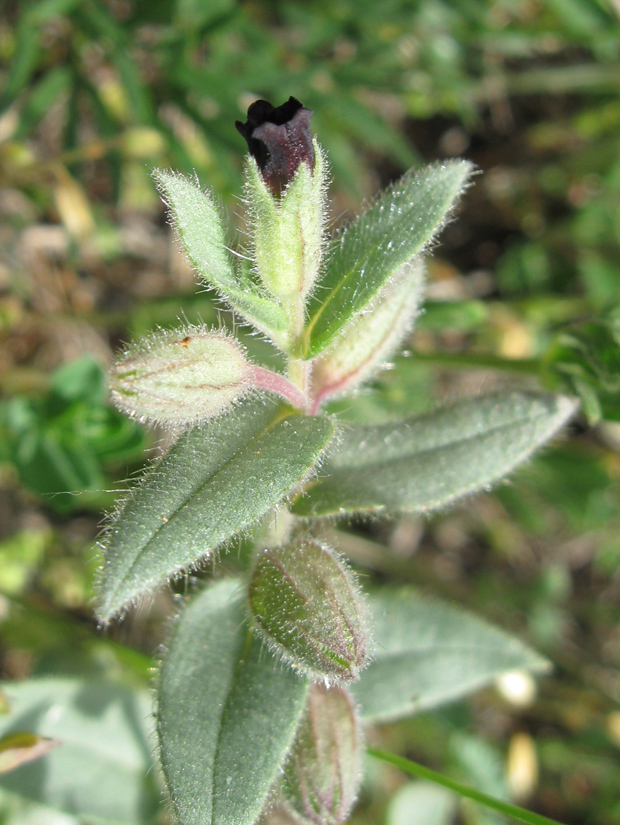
[0,0,620,823]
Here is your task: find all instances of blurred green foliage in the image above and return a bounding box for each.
[0,0,618,192]
[0,358,146,512]
[544,311,620,422]
[1,0,618,417]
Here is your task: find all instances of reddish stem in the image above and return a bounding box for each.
[250,365,307,411]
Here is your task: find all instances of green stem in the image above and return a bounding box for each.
[287,357,311,412]
[250,366,306,410]
[411,350,543,376]
[368,748,566,825]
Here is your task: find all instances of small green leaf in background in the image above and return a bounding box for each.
[0,358,146,513]
[451,733,508,824]
[158,578,308,825]
[0,530,51,597]
[0,15,40,110]
[353,590,549,723]
[0,679,157,823]
[175,0,236,30]
[0,733,59,775]
[545,315,620,424]
[14,66,72,139]
[96,399,335,622]
[48,357,107,406]
[292,392,577,517]
[418,299,489,333]
[302,160,474,357]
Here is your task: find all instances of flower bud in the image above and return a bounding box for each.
[236,97,315,195]
[248,539,369,683]
[310,261,424,410]
[109,326,251,427]
[281,684,362,825]
[239,98,326,304]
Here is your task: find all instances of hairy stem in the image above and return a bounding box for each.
[250,366,307,410]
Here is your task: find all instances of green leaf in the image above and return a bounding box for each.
[546,318,620,424]
[352,590,549,723]
[302,160,474,357]
[0,678,157,823]
[96,399,335,622]
[0,12,44,111]
[153,170,289,340]
[0,358,146,514]
[26,0,83,25]
[15,66,71,139]
[175,0,236,30]
[292,392,577,517]
[418,299,489,332]
[158,578,308,825]
[49,356,106,405]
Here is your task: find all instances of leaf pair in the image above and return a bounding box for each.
[0,587,551,825]
[154,160,473,358]
[96,391,576,621]
[158,579,308,825]
[157,579,548,825]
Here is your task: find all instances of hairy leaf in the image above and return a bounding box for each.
[353,591,549,723]
[302,160,473,357]
[292,392,577,517]
[0,679,157,823]
[153,170,289,340]
[158,578,308,825]
[97,399,335,621]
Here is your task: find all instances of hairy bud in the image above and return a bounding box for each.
[239,99,326,306]
[109,326,250,427]
[310,261,425,411]
[281,684,362,825]
[236,97,315,195]
[248,539,369,682]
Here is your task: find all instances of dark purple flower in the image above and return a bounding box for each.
[236,97,315,195]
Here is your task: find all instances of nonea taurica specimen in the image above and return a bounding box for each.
[98,97,577,825]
